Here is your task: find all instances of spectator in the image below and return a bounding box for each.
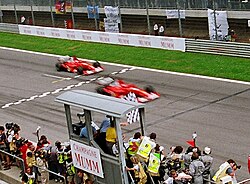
[36,135,50,150]
[75,169,87,184]
[183,146,193,169]
[189,152,205,184]
[47,142,58,181]
[20,15,26,25]
[159,24,165,36]
[163,169,192,184]
[36,150,49,184]
[22,167,36,184]
[0,125,10,170]
[170,146,184,160]
[55,141,66,183]
[200,146,213,184]
[153,23,159,36]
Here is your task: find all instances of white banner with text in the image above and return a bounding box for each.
[18,25,185,52]
[70,140,104,178]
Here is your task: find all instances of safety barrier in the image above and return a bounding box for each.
[34,164,66,184]
[0,149,67,184]
[0,23,19,33]
[186,38,250,58]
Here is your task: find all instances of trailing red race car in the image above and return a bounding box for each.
[96,77,160,103]
[55,56,104,75]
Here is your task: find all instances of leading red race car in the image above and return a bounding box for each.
[96,77,160,103]
[55,56,104,75]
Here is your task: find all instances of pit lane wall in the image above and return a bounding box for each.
[18,25,186,52]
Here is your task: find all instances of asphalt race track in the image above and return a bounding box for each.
[0,47,249,181]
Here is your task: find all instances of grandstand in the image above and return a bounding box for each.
[0,0,249,42]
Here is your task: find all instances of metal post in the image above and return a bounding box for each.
[14,0,18,24]
[30,0,35,25]
[176,0,183,37]
[64,104,73,138]
[115,117,129,184]
[84,109,93,145]
[49,0,55,27]
[213,0,218,40]
[70,0,75,29]
[92,1,98,31]
[139,108,146,136]
[145,0,151,35]
[0,9,3,23]
[117,0,123,32]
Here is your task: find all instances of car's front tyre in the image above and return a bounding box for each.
[55,63,63,71]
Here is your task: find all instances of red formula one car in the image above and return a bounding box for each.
[55,56,104,75]
[96,77,160,103]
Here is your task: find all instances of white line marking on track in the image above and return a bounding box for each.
[43,74,65,79]
[51,88,63,94]
[1,67,133,109]
[1,46,249,85]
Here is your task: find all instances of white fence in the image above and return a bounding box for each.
[18,25,186,52]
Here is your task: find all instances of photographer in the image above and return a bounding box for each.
[212,159,241,183]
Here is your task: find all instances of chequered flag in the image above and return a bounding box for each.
[123,92,140,124]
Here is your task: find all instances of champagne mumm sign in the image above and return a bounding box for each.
[70,140,104,178]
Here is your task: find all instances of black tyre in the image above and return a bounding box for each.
[96,87,111,96]
[55,63,63,71]
[93,61,101,68]
[77,67,84,75]
[144,85,155,93]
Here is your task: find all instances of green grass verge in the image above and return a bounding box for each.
[1,32,250,82]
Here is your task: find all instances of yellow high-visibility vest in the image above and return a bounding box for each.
[147,153,160,174]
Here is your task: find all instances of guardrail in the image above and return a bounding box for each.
[186,39,250,58]
[0,23,19,33]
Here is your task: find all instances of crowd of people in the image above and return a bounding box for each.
[0,119,242,184]
[0,122,95,184]
[79,116,241,184]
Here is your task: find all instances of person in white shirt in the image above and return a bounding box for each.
[20,16,26,25]
[153,23,159,36]
[159,25,165,36]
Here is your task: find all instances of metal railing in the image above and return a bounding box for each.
[185,39,250,58]
[0,23,19,33]
[0,149,25,173]
[0,0,250,10]
[0,149,67,184]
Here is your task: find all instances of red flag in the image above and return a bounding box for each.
[186,139,195,147]
[248,155,250,174]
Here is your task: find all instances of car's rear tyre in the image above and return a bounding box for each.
[55,63,63,71]
[144,85,155,93]
[96,87,111,96]
[77,67,84,75]
[93,62,101,68]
